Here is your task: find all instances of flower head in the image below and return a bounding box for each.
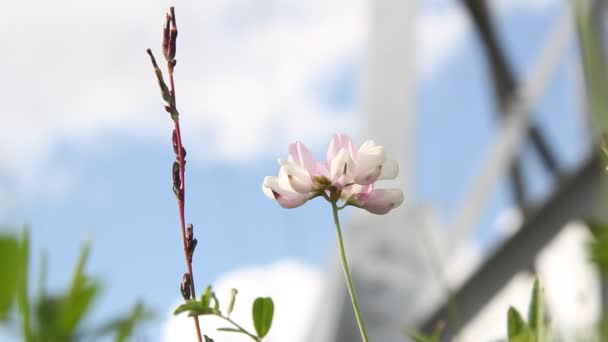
[263,134,403,214]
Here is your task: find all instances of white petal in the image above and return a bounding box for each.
[354,145,385,185]
[358,189,403,215]
[378,158,399,180]
[329,148,355,186]
[281,160,315,194]
[262,176,278,199]
[278,167,296,192]
[358,140,377,153]
[263,174,310,209]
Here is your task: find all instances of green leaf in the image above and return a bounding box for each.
[58,239,101,337]
[587,220,608,275]
[95,300,153,342]
[252,297,274,338]
[201,286,213,311]
[507,307,527,339]
[203,335,215,342]
[217,327,243,333]
[173,300,212,316]
[212,292,220,314]
[174,300,202,315]
[527,278,544,341]
[0,235,19,321]
[510,330,535,342]
[227,288,238,317]
[16,227,32,342]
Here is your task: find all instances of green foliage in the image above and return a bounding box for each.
[0,235,20,321]
[588,221,608,276]
[57,239,100,337]
[17,228,32,341]
[173,286,218,317]
[227,288,238,317]
[406,321,444,342]
[216,327,243,333]
[506,277,547,342]
[507,307,527,339]
[574,0,608,131]
[174,286,274,341]
[95,301,154,342]
[2,227,151,342]
[252,297,274,339]
[173,299,215,317]
[528,279,544,341]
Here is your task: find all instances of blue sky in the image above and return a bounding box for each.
[0,0,590,340]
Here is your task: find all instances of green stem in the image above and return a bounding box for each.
[214,314,261,342]
[331,202,369,342]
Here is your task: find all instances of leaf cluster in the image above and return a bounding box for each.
[0,228,152,342]
[506,278,549,342]
[174,286,274,341]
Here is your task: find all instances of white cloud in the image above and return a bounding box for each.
[162,260,322,342]
[415,5,470,79]
[0,0,564,206]
[0,0,362,204]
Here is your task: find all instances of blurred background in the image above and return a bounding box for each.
[1,0,606,341]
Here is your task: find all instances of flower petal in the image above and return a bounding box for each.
[327,133,357,163]
[354,141,385,185]
[280,160,315,194]
[262,175,309,209]
[288,142,316,172]
[378,158,399,180]
[315,162,330,180]
[329,148,355,186]
[340,183,372,202]
[262,176,280,199]
[274,193,309,208]
[356,189,403,215]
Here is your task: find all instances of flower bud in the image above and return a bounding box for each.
[180,273,192,300]
[355,189,404,215]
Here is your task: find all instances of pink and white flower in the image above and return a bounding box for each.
[263,133,403,214]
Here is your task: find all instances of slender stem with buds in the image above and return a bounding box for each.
[331,202,369,342]
[147,7,203,342]
[171,77,203,342]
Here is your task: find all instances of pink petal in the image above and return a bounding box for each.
[262,175,309,208]
[280,161,314,194]
[326,133,357,163]
[288,142,316,172]
[315,162,330,179]
[340,183,373,202]
[329,148,355,187]
[356,189,403,215]
[273,193,309,208]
